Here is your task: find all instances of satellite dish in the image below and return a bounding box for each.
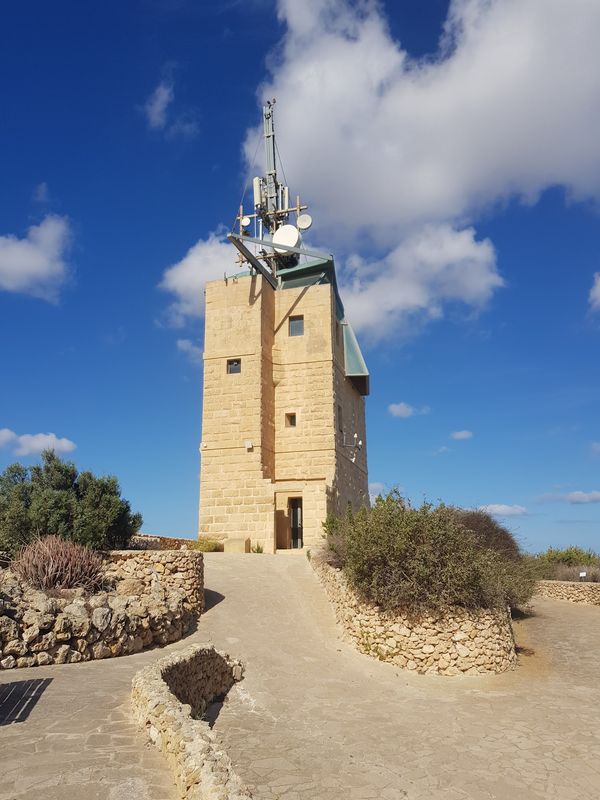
[297,213,313,231]
[273,224,301,254]
[241,216,251,229]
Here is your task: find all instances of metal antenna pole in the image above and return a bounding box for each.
[263,100,278,226]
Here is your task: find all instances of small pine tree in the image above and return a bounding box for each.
[0,450,142,554]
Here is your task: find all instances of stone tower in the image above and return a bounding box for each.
[198,103,369,552]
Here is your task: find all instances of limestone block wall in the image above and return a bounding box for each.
[131,644,250,800]
[0,550,204,670]
[313,561,517,675]
[536,580,600,605]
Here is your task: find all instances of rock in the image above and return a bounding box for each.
[0,616,19,641]
[91,641,112,659]
[116,578,145,597]
[22,624,40,645]
[452,631,468,642]
[16,656,36,668]
[455,643,470,659]
[0,655,16,669]
[3,639,28,657]
[91,606,112,632]
[422,644,435,654]
[36,651,53,666]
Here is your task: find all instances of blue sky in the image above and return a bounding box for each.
[1,0,599,552]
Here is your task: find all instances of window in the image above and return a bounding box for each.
[289,315,304,336]
[338,404,343,433]
[227,358,241,374]
[285,413,297,428]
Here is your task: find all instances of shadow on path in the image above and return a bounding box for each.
[203,588,225,613]
[0,678,52,726]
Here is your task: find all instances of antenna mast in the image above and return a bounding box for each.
[229,100,313,282]
[263,100,279,220]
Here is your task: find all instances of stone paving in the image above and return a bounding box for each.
[1,553,600,799]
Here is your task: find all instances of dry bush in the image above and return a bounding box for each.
[322,491,536,613]
[452,509,521,560]
[553,564,600,582]
[12,535,104,592]
[188,538,223,553]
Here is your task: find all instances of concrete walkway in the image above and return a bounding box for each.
[1,554,600,800]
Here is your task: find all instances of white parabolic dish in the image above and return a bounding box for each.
[273,224,301,254]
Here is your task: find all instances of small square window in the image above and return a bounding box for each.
[227,358,241,374]
[289,315,304,336]
[285,413,297,428]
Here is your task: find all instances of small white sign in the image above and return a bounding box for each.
[580,571,587,578]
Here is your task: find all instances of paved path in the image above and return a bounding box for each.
[1,554,600,800]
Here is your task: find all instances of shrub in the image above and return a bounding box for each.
[0,450,142,554]
[12,536,104,592]
[251,542,264,553]
[542,563,600,582]
[189,538,223,553]
[536,546,600,566]
[451,509,521,560]
[322,491,536,613]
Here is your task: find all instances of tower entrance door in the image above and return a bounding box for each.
[289,498,303,549]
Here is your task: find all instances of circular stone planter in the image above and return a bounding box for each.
[0,551,204,670]
[313,562,517,675]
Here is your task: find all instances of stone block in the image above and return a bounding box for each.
[224,538,251,553]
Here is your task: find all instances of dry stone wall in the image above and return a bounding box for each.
[0,550,203,670]
[131,644,250,800]
[105,550,204,615]
[536,579,600,606]
[313,561,517,675]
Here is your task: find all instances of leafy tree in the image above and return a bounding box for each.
[536,546,599,567]
[0,450,142,554]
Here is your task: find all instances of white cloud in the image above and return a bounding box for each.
[565,490,600,504]
[368,481,386,503]
[159,232,234,326]
[388,401,430,418]
[450,430,473,440]
[177,338,203,365]
[33,182,49,203]
[0,215,71,301]
[436,446,450,454]
[590,273,600,311]
[342,225,500,339]
[479,504,527,517]
[0,429,17,448]
[0,428,76,457]
[144,80,174,130]
[241,0,600,340]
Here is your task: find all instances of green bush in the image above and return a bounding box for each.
[322,491,535,613]
[0,451,142,554]
[536,546,599,566]
[189,538,223,552]
[12,535,104,592]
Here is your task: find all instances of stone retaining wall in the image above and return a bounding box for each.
[313,561,516,675]
[0,550,204,670]
[536,579,600,606]
[105,550,204,615]
[131,644,250,800]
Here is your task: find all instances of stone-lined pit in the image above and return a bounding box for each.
[131,643,250,800]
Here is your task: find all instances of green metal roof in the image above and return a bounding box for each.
[279,257,370,396]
